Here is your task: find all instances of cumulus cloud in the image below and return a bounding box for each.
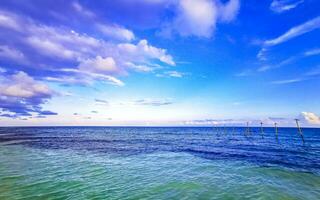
[0,9,175,87]
[118,39,175,66]
[161,0,240,38]
[172,0,218,37]
[301,112,320,125]
[270,0,304,13]
[217,0,240,22]
[78,56,122,75]
[0,71,57,118]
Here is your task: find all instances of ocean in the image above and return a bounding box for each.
[0,127,319,199]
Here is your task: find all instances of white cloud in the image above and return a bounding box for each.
[161,0,240,38]
[97,24,135,41]
[118,39,175,66]
[0,71,53,98]
[27,36,78,60]
[270,78,303,84]
[0,10,175,87]
[270,0,304,13]
[218,0,240,22]
[71,1,95,18]
[125,62,155,72]
[0,71,57,117]
[301,112,320,125]
[0,45,26,62]
[95,99,109,106]
[0,11,21,31]
[304,48,320,56]
[257,56,295,72]
[156,70,187,78]
[257,47,268,61]
[134,99,173,106]
[264,16,320,46]
[234,69,253,77]
[0,67,6,73]
[49,68,125,87]
[78,56,122,75]
[166,70,184,78]
[305,65,320,76]
[173,0,218,38]
[257,16,320,62]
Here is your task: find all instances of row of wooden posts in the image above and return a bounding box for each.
[214,119,305,144]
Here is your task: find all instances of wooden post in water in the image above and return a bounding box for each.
[214,125,219,135]
[274,122,279,142]
[246,122,250,135]
[295,119,305,144]
[260,122,264,139]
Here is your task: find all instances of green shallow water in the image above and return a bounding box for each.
[1,144,320,200]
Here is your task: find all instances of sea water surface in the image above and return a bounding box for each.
[0,127,319,199]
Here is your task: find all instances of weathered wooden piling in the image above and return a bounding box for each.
[295,119,305,144]
[274,122,279,142]
[246,122,250,135]
[260,122,264,139]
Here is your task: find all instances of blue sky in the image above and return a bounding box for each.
[0,0,319,126]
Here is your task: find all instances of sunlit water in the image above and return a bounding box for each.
[0,127,319,199]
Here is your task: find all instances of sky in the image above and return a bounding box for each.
[0,0,319,127]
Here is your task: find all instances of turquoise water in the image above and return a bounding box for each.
[0,127,320,199]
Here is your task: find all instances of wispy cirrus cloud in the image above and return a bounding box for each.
[257,56,296,72]
[134,99,173,106]
[270,0,304,13]
[95,99,109,106]
[304,48,320,56]
[305,65,320,76]
[257,46,320,72]
[264,16,320,47]
[257,16,320,64]
[165,71,185,78]
[156,70,187,78]
[269,63,320,85]
[71,1,96,18]
[0,45,26,63]
[270,78,304,85]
